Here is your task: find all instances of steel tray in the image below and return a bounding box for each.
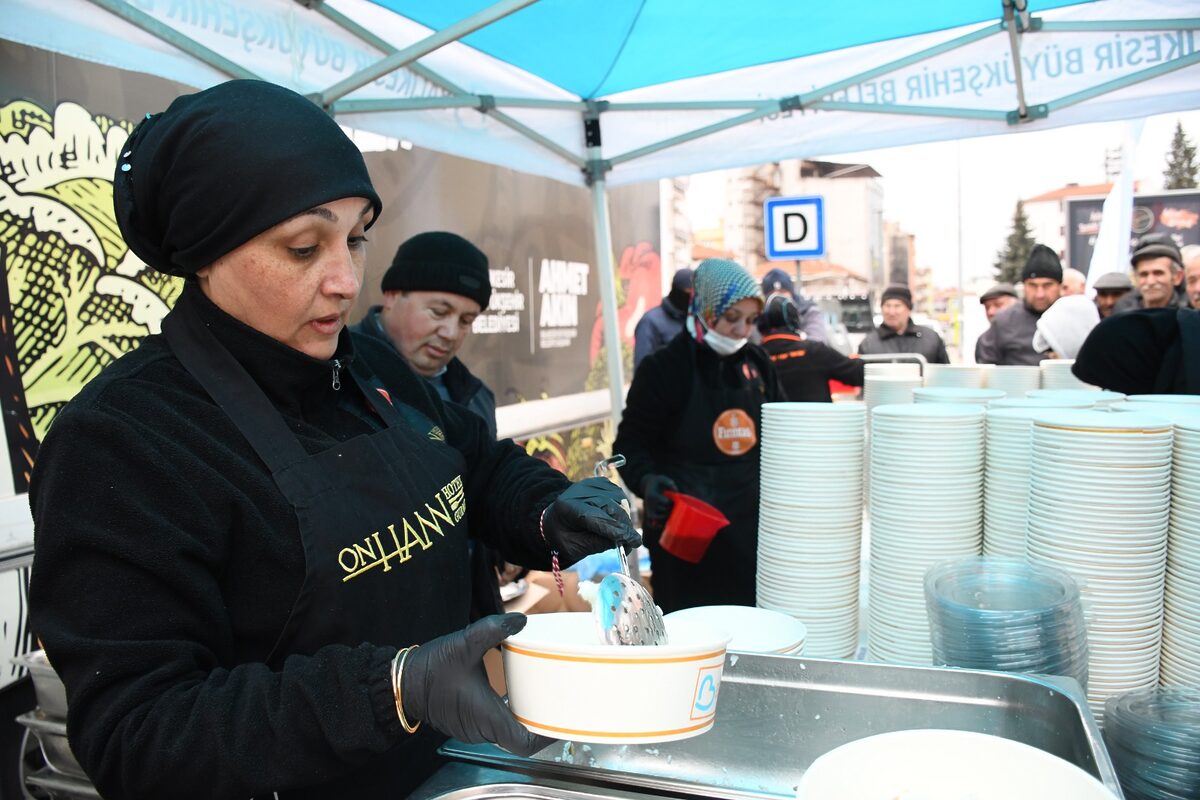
[442,652,1121,799]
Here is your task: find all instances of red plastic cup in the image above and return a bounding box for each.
[659,490,730,564]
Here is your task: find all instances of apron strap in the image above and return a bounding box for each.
[162,300,308,474]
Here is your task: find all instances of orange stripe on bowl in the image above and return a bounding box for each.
[512,713,715,739]
[502,643,725,664]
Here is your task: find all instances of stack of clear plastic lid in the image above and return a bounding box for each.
[1105,688,1200,800]
[925,556,1088,690]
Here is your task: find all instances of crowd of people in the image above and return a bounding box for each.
[23,77,1200,800]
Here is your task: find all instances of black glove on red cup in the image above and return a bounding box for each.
[639,473,677,523]
[400,613,554,756]
[541,477,642,566]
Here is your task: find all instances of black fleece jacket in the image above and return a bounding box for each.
[28,284,567,799]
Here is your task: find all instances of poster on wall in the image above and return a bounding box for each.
[1066,190,1200,273]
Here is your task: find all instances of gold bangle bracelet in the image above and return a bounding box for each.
[392,646,421,734]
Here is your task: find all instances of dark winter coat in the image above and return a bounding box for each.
[634,296,688,368]
[28,284,567,799]
[858,321,950,364]
[975,302,1043,366]
[760,330,864,402]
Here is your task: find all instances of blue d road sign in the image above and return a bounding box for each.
[764,196,825,260]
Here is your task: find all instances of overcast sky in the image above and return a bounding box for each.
[686,109,1200,289]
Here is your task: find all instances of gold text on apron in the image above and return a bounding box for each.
[336,475,467,581]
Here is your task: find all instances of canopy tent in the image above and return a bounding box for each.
[3,0,1199,420]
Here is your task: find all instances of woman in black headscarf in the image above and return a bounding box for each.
[28,80,639,799]
[757,294,864,402]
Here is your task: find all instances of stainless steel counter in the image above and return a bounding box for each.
[437,652,1121,799]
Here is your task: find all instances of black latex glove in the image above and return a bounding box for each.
[401,613,554,756]
[542,477,642,565]
[640,473,678,523]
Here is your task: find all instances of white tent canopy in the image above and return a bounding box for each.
[4,0,1199,418]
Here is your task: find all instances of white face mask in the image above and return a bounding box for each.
[693,314,748,357]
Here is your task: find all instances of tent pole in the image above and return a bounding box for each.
[312,1,582,169]
[587,151,626,424]
[316,0,540,106]
[85,0,260,80]
[1002,0,1031,121]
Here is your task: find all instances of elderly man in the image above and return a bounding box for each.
[1183,244,1200,310]
[977,244,1063,366]
[974,283,1018,363]
[1061,268,1087,296]
[858,284,949,364]
[1092,272,1134,318]
[1114,232,1187,312]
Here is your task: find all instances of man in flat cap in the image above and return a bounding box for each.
[1092,272,1133,318]
[858,284,949,364]
[977,244,1063,366]
[1114,232,1187,313]
[1182,244,1200,310]
[973,283,1018,363]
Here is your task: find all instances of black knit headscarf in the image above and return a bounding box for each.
[114,80,382,276]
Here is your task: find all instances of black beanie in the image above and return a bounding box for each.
[114,80,382,277]
[880,284,913,309]
[381,232,491,309]
[1021,244,1063,283]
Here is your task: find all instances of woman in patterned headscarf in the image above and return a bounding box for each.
[615,258,785,612]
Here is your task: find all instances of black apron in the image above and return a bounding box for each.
[645,343,767,613]
[163,299,469,799]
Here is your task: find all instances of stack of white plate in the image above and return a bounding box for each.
[1128,394,1200,407]
[925,364,986,388]
[1025,409,1173,724]
[1040,358,1095,390]
[868,404,985,665]
[989,397,1095,410]
[865,362,922,379]
[985,365,1041,396]
[864,375,922,412]
[664,605,807,655]
[1111,402,1200,687]
[757,403,864,658]
[983,407,1046,557]
[1027,388,1126,408]
[913,387,1005,406]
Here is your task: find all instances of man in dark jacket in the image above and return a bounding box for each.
[353,231,498,438]
[974,282,1018,363]
[634,267,692,368]
[352,231,505,620]
[977,244,1062,366]
[761,267,828,342]
[758,294,863,401]
[1113,232,1188,313]
[858,284,949,364]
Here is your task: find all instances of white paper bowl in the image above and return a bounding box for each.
[795,729,1118,800]
[503,612,730,743]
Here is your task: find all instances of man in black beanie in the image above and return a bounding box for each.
[353,231,496,436]
[352,231,508,622]
[858,284,950,364]
[633,267,692,368]
[978,243,1063,365]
